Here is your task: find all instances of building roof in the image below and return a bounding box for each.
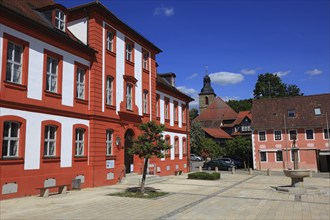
[156,75,194,102]
[68,1,162,54]
[199,75,216,96]
[0,0,95,55]
[203,127,233,139]
[233,111,252,125]
[195,97,238,125]
[251,94,330,130]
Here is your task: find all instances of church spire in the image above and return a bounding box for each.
[199,67,216,113]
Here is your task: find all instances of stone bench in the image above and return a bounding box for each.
[36,184,69,197]
[174,170,183,175]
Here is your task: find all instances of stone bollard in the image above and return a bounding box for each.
[231,167,236,174]
[199,166,202,172]
[267,168,271,176]
[215,167,219,172]
[249,168,253,175]
[309,170,313,177]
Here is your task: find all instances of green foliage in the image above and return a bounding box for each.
[188,172,220,180]
[224,136,251,165]
[129,121,171,159]
[200,137,223,160]
[189,108,199,122]
[253,73,303,99]
[190,121,205,154]
[226,99,252,113]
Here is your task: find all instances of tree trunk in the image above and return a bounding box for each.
[141,157,149,194]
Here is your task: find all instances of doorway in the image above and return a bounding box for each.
[124,129,134,173]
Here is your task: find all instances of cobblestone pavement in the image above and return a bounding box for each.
[1,172,329,220]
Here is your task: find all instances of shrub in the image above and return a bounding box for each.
[188,172,220,180]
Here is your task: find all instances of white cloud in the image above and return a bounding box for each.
[186,73,198,80]
[222,96,240,102]
[177,86,199,109]
[154,6,174,16]
[209,72,244,85]
[241,68,256,75]
[273,71,291,78]
[305,68,322,76]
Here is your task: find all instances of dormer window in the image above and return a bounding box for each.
[55,9,65,31]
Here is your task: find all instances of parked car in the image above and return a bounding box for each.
[222,156,244,168]
[190,154,202,161]
[203,159,236,171]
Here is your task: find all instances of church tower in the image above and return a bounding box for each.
[199,74,216,113]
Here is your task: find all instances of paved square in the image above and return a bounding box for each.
[1,172,329,219]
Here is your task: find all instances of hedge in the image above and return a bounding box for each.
[187,172,220,180]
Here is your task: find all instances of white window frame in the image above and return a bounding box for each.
[314,107,321,116]
[46,56,58,93]
[126,84,132,110]
[143,91,148,114]
[55,9,66,31]
[76,68,85,99]
[305,129,314,140]
[288,109,296,118]
[142,52,148,70]
[106,76,113,105]
[274,130,282,141]
[126,43,132,61]
[44,125,56,157]
[275,150,283,162]
[258,131,266,141]
[75,128,84,156]
[2,121,20,158]
[6,41,22,84]
[260,151,267,162]
[106,31,114,52]
[289,129,298,141]
[106,129,113,155]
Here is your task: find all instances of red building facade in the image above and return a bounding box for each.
[0,0,192,199]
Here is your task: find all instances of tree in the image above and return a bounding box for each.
[129,121,171,194]
[200,137,224,160]
[253,73,303,99]
[224,136,252,168]
[189,108,199,122]
[226,99,252,113]
[190,121,205,155]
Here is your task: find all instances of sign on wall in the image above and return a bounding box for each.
[106,160,115,169]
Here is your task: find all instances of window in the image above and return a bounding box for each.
[276,151,283,162]
[314,108,321,116]
[106,130,113,155]
[165,99,169,120]
[126,84,132,110]
[182,105,186,124]
[274,130,282,141]
[55,9,65,31]
[46,56,58,93]
[165,136,170,155]
[174,138,179,155]
[75,128,85,156]
[324,129,330,139]
[6,42,22,84]
[2,122,20,157]
[126,42,133,61]
[174,102,178,122]
[182,138,186,154]
[142,52,148,70]
[290,150,300,162]
[143,90,148,114]
[106,31,114,52]
[260,152,267,162]
[259,131,266,141]
[156,95,160,118]
[305,129,314,140]
[241,125,251,132]
[106,76,113,105]
[44,125,57,157]
[205,97,209,105]
[289,130,297,141]
[288,109,295,118]
[76,68,85,99]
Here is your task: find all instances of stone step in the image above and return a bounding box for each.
[120,174,168,185]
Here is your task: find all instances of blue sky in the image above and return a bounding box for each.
[58,0,329,108]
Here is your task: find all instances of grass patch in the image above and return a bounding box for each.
[109,187,169,199]
[188,172,220,180]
